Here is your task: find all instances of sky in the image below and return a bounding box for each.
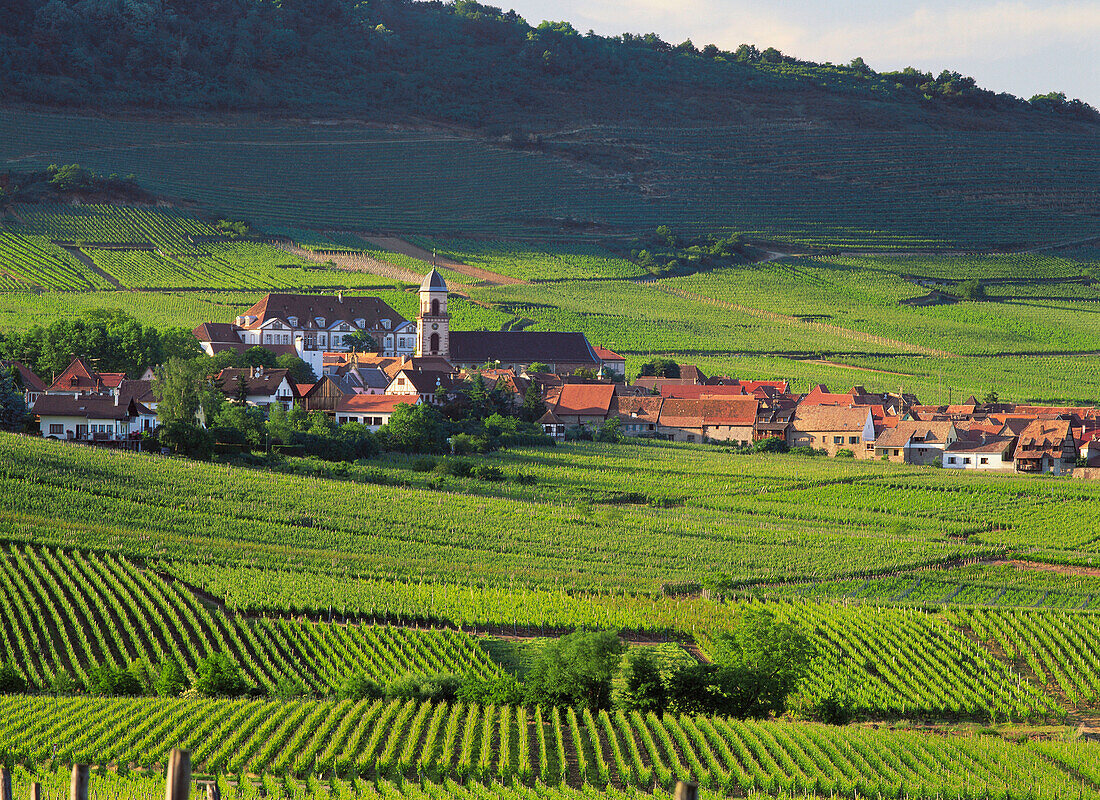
[500,0,1100,106]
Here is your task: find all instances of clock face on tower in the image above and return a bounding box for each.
[432,323,439,330]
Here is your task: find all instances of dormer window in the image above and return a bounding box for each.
[340,323,350,331]
[381,319,391,330]
[272,321,282,330]
[355,318,366,329]
[288,316,298,327]
[316,317,326,328]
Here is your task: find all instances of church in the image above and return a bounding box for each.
[414,269,602,375]
[193,269,603,377]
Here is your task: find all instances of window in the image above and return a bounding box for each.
[338,416,348,424]
[893,449,900,456]
[49,423,63,434]
[948,457,957,464]
[373,417,383,426]
[382,319,391,330]
[431,299,440,316]
[963,458,971,464]
[429,333,440,353]
[833,436,843,444]
[849,436,860,444]
[980,457,989,465]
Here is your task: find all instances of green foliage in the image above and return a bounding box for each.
[526,630,626,710]
[193,653,248,698]
[0,663,27,694]
[378,403,449,454]
[338,671,384,702]
[0,365,28,432]
[386,673,462,703]
[457,675,526,706]
[154,657,188,698]
[272,676,309,699]
[341,330,378,353]
[617,650,667,715]
[85,662,144,697]
[157,421,215,460]
[638,358,679,378]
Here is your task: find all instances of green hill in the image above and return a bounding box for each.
[1,1,1098,248]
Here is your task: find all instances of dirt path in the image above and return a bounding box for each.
[362,236,529,287]
[58,244,122,289]
[271,240,427,285]
[990,559,1100,579]
[799,358,915,377]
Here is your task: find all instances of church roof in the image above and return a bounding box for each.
[449,332,599,366]
[420,269,448,293]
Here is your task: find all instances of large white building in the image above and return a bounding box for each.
[193,293,416,375]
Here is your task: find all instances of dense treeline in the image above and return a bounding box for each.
[0,0,1094,128]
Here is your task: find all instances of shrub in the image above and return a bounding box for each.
[386,673,462,703]
[338,671,384,701]
[458,676,526,706]
[155,657,188,697]
[411,456,437,472]
[193,653,248,698]
[835,449,855,458]
[474,464,504,481]
[273,676,309,699]
[0,663,27,694]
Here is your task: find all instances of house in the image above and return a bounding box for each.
[215,367,297,410]
[193,292,416,375]
[754,396,798,442]
[1013,418,1079,474]
[537,408,567,440]
[593,347,627,378]
[942,436,1017,470]
[1,360,47,406]
[299,375,347,415]
[34,394,155,441]
[552,384,617,429]
[334,395,420,429]
[874,421,958,465]
[609,396,663,437]
[788,405,876,457]
[701,397,759,445]
[657,399,705,442]
[46,357,125,396]
[385,369,458,405]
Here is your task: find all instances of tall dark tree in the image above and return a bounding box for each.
[0,365,28,432]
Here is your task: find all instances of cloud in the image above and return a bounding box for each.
[502,0,1099,102]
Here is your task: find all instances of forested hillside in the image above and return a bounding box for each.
[1,0,1095,130]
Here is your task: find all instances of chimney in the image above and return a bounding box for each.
[338,291,343,303]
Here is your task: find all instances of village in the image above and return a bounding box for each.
[6,270,1100,475]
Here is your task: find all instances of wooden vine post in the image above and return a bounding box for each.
[0,765,12,800]
[674,780,698,800]
[69,764,89,800]
[29,785,41,800]
[166,749,191,800]
[207,782,220,800]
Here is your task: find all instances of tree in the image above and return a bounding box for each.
[982,390,1000,404]
[638,358,679,378]
[378,402,449,453]
[617,650,666,714]
[526,362,550,374]
[155,657,188,697]
[233,373,250,404]
[956,279,986,301]
[0,662,27,693]
[0,365,28,432]
[520,381,546,423]
[275,353,317,384]
[465,373,493,420]
[596,416,624,443]
[342,330,378,353]
[704,609,817,718]
[85,662,143,696]
[158,420,215,460]
[159,327,203,361]
[526,630,625,710]
[339,671,384,701]
[213,403,267,451]
[193,652,248,697]
[153,357,204,425]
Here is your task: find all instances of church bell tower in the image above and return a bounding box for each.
[416,268,450,358]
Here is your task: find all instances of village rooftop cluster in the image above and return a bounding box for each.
[7,272,1100,476]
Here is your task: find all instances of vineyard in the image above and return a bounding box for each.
[0,543,500,694]
[2,110,1098,250]
[0,696,1095,798]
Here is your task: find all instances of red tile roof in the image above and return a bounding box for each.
[335,395,419,414]
[48,357,125,392]
[661,384,745,399]
[593,346,625,361]
[702,397,759,426]
[239,294,406,331]
[554,383,616,417]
